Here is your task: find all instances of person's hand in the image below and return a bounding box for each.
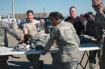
[40,51,46,55]
[54,40,58,45]
[92,37,97,42]
[91,37,100,44]
[40,19,45,24]
[18,36,24,42]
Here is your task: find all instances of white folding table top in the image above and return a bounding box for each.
[0,43,101,56]
[79,43,101,51]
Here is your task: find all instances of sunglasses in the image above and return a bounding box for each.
[92,3,103,8]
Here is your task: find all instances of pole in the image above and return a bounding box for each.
[44,6,45,17]
[12,0,15,21]
[27,0,29,10]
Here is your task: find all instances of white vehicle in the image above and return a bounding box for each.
[0,15,16,24]
[0,16,1,20]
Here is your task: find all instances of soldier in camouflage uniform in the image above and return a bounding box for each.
[0,21,19,69]
[41,12,80,69]
[84,12,102,69]
[92,0,105,69]
[25,32,49,69]
[44,12,58,69]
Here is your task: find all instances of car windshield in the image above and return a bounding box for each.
[44,18,50,22]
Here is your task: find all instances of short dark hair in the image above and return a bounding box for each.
[49,12,63,20]
[26,10,34,14]
[69,6,76,10]
[85,12,94,18]
[49,12,55,17]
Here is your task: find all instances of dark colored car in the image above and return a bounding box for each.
[43,17,51,26]
[42,17,52,33]
[18,18,27,29]
[33,17,41,20]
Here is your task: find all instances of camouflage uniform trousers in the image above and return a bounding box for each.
[89,50,100,69]
[26,53,58,69]
[51,43,58,69]
[61,61,78,69]
[99,37,105,69]
[0,56,9,69]
[51,53,58,69]
[26,54,41,69]
[54,52,78,69]
[55,57,78,69]
[26,43,58,69]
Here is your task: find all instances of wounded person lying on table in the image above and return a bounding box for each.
[16,32,49,50]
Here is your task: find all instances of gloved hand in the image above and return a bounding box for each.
[41,51,46,55]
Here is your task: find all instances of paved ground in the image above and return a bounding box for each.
[7,32,100,69]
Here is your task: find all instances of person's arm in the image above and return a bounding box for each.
[40,19,45,24]
[81,24,85,34]
[95,13,103,43]
[95,22,103,43]
[1,22,19,40]
[85,23,88,34]
[6,27,19,40]
[42,37,55,54]
[79,35,97,43]
[23,29,28,35]
[41,30,57,55]
[18,23,28,41]
[93,4,105,43]
[22,23,28,35]
[95,11,105,24]
[35,19,45,24]
[79,17,85,34]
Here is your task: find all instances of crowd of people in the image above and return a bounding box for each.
[0,0,105,69]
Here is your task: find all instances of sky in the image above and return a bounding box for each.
[0,0,105,16]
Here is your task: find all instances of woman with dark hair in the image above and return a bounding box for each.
[44,12,58,69]
[41,12,80,69]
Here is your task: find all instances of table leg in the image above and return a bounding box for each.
[78,51,89,69]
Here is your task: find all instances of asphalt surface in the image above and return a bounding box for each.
[7,32,99,69]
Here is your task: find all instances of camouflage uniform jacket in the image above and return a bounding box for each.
[0,21,18,47]
[31,32,50,48]
[43,20,80,62]
[95,12,104,42]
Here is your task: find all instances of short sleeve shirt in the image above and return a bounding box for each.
[22,20,40,37]
[65,16,84,35]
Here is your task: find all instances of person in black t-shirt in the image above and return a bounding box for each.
[65,6,85,35]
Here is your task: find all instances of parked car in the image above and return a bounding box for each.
[18,18,27,29]
[16,19,21,25]
[43,17,51,26]
[42,17,52,33]
[33,17,41,20]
